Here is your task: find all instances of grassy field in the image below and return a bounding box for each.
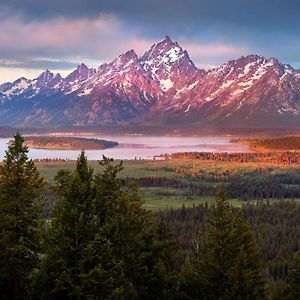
[139,189,258,209]
[37,158,297,182]
[36,158,300,209]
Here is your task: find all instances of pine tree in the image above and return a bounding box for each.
[93,156,176,299]
[195,189,236,299]
[178,189,266,300]
[32,151,124,299]
[287,249,300,300]
[0,133,44,300]
[177,257,201,300]
[228,211,266,299]
[33,154,176,299]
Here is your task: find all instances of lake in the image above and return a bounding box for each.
[0,135,250,160]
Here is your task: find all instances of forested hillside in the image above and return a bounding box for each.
[0,134,300,299]
[24,136,118,150]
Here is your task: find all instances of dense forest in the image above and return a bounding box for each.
[231,136,300,151]
[127,171,300,200]
[158,202,300,280]
[1,133,300,299]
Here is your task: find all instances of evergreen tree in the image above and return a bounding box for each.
[228,211,266,299]
[93,156,176,299]
[269,280,289,300]
[178,189,266,300]
[32,151,124,299]
[287,249,300,300]
[195,189,236,299]
[177,257,201,300]
[0,133,44,300]
[34,154,176,299]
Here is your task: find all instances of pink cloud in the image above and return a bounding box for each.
[185,43,248,57]
[0,13,253,81]
[0,14,154,62]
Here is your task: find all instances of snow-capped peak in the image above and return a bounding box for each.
[37,69,54,81]
[0,77,31,98]
[65,63,95,83]
[140,36,192,70]
[2,36,300,129]
[139,36,198,93]
[35,70,55,87]
[111,50,139,69]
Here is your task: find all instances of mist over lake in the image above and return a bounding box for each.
[0,135,250,160]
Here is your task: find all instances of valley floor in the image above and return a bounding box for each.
[36,157,300,209]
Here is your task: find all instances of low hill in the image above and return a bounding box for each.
[24,136,118,150]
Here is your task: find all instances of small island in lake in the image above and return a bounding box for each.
[24,136,118,150]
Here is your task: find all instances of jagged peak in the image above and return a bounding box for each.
[164,35,172,42]
[284,63,295,70]
[39,69,52,75]
[140,36,194,69]
[65,63,94,83]
[230,54,282,66]
[54,73,62,79]
[116,49,138,62]
[13,77,29,84]
[211,54,283,74]
[76,63,90,72]
[78,62,88,68]
[158,35,174,46]
[37,69,54,81]
[110,49,139,70]
[145,36,182,56]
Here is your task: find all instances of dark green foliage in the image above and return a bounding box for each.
[229,211,266,299]
[193,189,236,299]
[178,190,266,300]
[32,152,124,299]
[131,173,300,200]
[33,153,176,299]
[0,133,44,300]
[158,201,300,282]
[287,249,300,300]
[177,257,201,300]
[92,157,177,299]
[2,136,298,299]
[268,280,289,300]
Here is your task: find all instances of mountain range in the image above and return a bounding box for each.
[1,36,300,131]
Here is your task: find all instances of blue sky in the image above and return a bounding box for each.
[0,0,300,82]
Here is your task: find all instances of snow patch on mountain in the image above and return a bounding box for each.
[160,78,174,91]
[1,38,300,128]
[184,104,191,112]
[164,46,185,63]
[2,78,30,97]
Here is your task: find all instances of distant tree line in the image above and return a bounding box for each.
[128,175,300,200]
[168,151,300,165]
[238,136,300,151]
[33,158,71,162]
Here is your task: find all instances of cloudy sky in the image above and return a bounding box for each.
[0,0,300,83]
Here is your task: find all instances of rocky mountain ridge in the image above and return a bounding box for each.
[1,36,300,130]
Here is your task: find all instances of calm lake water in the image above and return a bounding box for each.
[0,135,250,160]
